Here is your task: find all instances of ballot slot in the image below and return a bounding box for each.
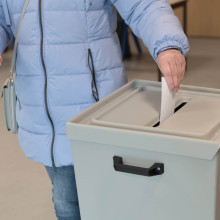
[153,102,188,127]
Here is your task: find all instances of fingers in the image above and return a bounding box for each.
[0,56,2,66]
[157,49,186,92]
[180,58,186,81]
[170,62,179,92]
[161,64,174,91]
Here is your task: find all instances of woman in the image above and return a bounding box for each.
[0,0,188,219]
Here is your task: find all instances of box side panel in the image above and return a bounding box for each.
[71,141,217,220]
[215,154,220,219]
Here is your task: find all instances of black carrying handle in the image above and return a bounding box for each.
[113,156,164,177]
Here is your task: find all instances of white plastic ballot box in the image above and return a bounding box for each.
[66,80,220,220]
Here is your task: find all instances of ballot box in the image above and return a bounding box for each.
[66,80,220,220]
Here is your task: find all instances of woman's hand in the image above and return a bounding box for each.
[157,49,186,92]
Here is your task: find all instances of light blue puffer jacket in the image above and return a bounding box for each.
[0,0,189,167]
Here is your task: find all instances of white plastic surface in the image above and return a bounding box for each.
[66,80,220,220]
[72,140,219,220]
[66,80,220,160]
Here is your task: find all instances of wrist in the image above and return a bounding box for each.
[157,47,183,60]
[157,49,182,60]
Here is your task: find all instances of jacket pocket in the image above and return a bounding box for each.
[88,49,99,102]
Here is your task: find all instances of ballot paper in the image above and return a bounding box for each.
[160,77,176,123]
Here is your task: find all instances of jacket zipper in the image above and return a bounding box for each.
[88,49,99,102]
[39,0,56,167]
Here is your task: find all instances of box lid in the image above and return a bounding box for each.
[66,80,220,160]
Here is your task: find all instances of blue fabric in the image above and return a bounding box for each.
[0,0,13,54]
[111,0,189,61]
[0,0,189,167]
[45,165,81,220]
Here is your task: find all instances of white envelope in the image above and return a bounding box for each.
[160,77,176,123]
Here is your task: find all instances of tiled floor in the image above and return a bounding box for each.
[0,37,220,219]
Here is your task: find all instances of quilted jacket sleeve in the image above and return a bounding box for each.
[109,0,189,61]
[0,0,13,54]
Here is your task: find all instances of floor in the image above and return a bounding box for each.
[0,37,220,219]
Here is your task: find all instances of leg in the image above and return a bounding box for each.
[131,32,142,54]
[45,166,81,220]
[117,13,131,59]
[121,22,128,60]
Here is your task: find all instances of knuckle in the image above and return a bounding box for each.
[163,71,172,77]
